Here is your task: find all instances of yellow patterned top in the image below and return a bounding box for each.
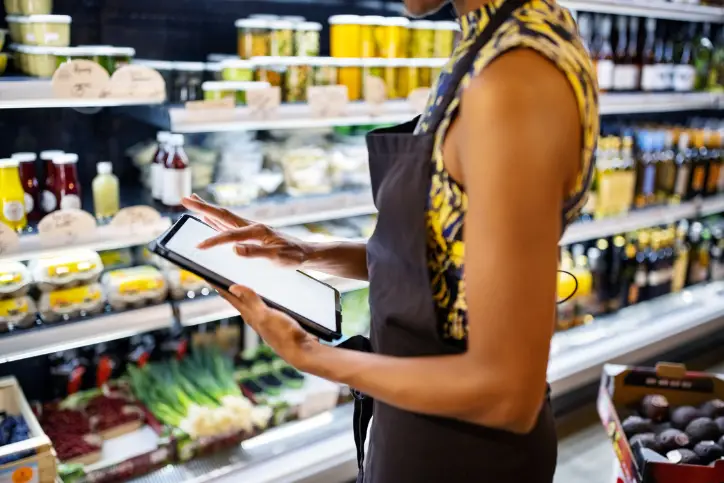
[417,0,599,346]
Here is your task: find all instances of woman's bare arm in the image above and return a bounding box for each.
[302,241,368,280]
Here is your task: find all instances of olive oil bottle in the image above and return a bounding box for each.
[673,131,693,203]
[671,220,690,293]
[634,231,651,302]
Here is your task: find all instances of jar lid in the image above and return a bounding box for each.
[173,61,207,72]
[54,153,79,164]
[234,18,270,29]
[358,16,386,26]
[281,16,306,23]
[321,57,363,67]
[26,15,72,24]
[220,58,255,70]
[328,15,361,25]
[51,46,93,56]
[294,21,322,31]
[11,43,56,54]
[205,62,221,72]
[11,152,36,162]
[269,19,294,30]
[249,14,279,20]
[409,20,435,29]
[132,59,175,70]
[0,158,19,168]
[379,17,410,27]
[157,131,171,142]
[6,16,28,23]
[250,56,286,67]
[207,53,237,62]
[39,150,64,161]
[431,20,461,31]
[202,80,271,91]
[168,134,185,146]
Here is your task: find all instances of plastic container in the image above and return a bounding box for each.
[293,21,321,57]
[0,28,8,51]
[20,0,51,15]
[220,58,254,82]
[235,18,271,59]
[432,21,460,58]
[6,16,28,44]
[253,56,286,93]
[172,61,205,103]
[329,15,361,58]
[269,20,294,57]
[24,15,71,47]
[30,250,104,292]
[0,261,31,300]
[166,268,212,300]
[38,282,104,322]
[202,80,271,104]
[92,162,119,221]
[89,46,135,73]
[102,266,167,311]
[0,295,36,330]
[52,46,93,68]
[12,44,56,76]
[4,0,21,15]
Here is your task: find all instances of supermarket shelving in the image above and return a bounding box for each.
[0,303,173,364]
[0,79,163,110]
[561,0,724,22]
[124,92,724,133]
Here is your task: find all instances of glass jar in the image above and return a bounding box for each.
[333,57,362,101]
[25,14,71,47]
[409,20,434,58]
[359,16,384,58]
[173,61,206,103]
[308,57,338,86]
[235,18,270,59]
[4,0,21,15]
[432,21,460,58]
[220,58,254,82]
[398,58,420,98]
[282,57,310,103]
[253,56,286,98]
[378,17,409,59]
[362,57,386,97]
[202,80,270,105]
[329,15,362,58]
[293,21,321,57]
[269,20,294,57]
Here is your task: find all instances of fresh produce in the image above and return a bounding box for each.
[37,407,100,462]
[128,346,271,440]
[641,394,670,422]
[0,414,33,465]
[85,395,144,432]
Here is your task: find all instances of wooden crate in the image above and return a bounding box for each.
[0,376,57,483]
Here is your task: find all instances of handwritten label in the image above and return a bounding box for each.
[363,75,387,110]
[51,60,110,99]
[307,85,349,118]
[185,98,235,111]
[37,209,97,245]
[0,224,19,256]
[107,65,166,100]
[110,206,164,235]
[246,87,281,120]
[407,87,431,113]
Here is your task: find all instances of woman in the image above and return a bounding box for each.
[184,0,598,480]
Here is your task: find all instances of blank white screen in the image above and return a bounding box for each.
[164,217,338,332]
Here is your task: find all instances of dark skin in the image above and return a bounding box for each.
[183,0,583,435]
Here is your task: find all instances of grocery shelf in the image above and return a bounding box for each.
[560,201,700,245]
[548,282,724,396]
[0,79,163,110]
[0,218,172,263]
[0,303,173,364]
[561,0,724,22]
[699,194,724,217]
[599,92,724,115]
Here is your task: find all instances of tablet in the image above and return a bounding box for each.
[149,214,342,341]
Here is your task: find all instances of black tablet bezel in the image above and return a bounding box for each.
[149,214,343,341]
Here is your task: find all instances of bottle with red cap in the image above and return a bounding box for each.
[53,153,82,211]
[162,134,191,211]
[11,152,42,223]
[40,150,64,214]
[152,131,170,203]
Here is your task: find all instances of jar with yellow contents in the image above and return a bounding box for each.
[408,20,435,86]
[431,20,460,58]
[253,56,286,98]
[359,16,385,58]
[308,57,339,86]
[377,17,410,59]
[235,19,271,59]
[270,20,294,57]
[329,15,363,101]
[282,56,311,102]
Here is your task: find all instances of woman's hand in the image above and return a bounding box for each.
[217,284,318,369]
[181,194,312,268]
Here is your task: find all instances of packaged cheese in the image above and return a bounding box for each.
[30,250,104,291]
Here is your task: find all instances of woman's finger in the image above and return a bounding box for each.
[197,224,268,249]
[182,196,251,228]
[203,216,227,232]
[216,286,256,323]
[234,244,279,259]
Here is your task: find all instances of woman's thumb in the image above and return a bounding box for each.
[230,285,262,306]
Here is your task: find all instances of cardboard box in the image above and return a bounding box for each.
[0,376,57,483]
[598,363,724,483]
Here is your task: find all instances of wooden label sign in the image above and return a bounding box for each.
[407,87,432,113]
[185,98,235,111]
[52,60,110,99]
[307,85,349,118]
[110,206,164,235]
[363,75,388,109]
[107,65,167,100]
[0,223,19,256]
[37,209,97,245]
[246,87,281,120]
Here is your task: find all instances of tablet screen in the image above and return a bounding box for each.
[164,216,338,333]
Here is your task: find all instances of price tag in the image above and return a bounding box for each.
[185,98,235,111]
[37,209,97,245]
[407,87,432,113]
[363,75,388,111]
[307,85,349,118]
[51,60,110,99]
[246,87,281,119]
[110,206,164,235]
[0,224,19,256]
[107,65,167,100]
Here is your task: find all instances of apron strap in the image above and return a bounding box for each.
[422,0,529,135]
